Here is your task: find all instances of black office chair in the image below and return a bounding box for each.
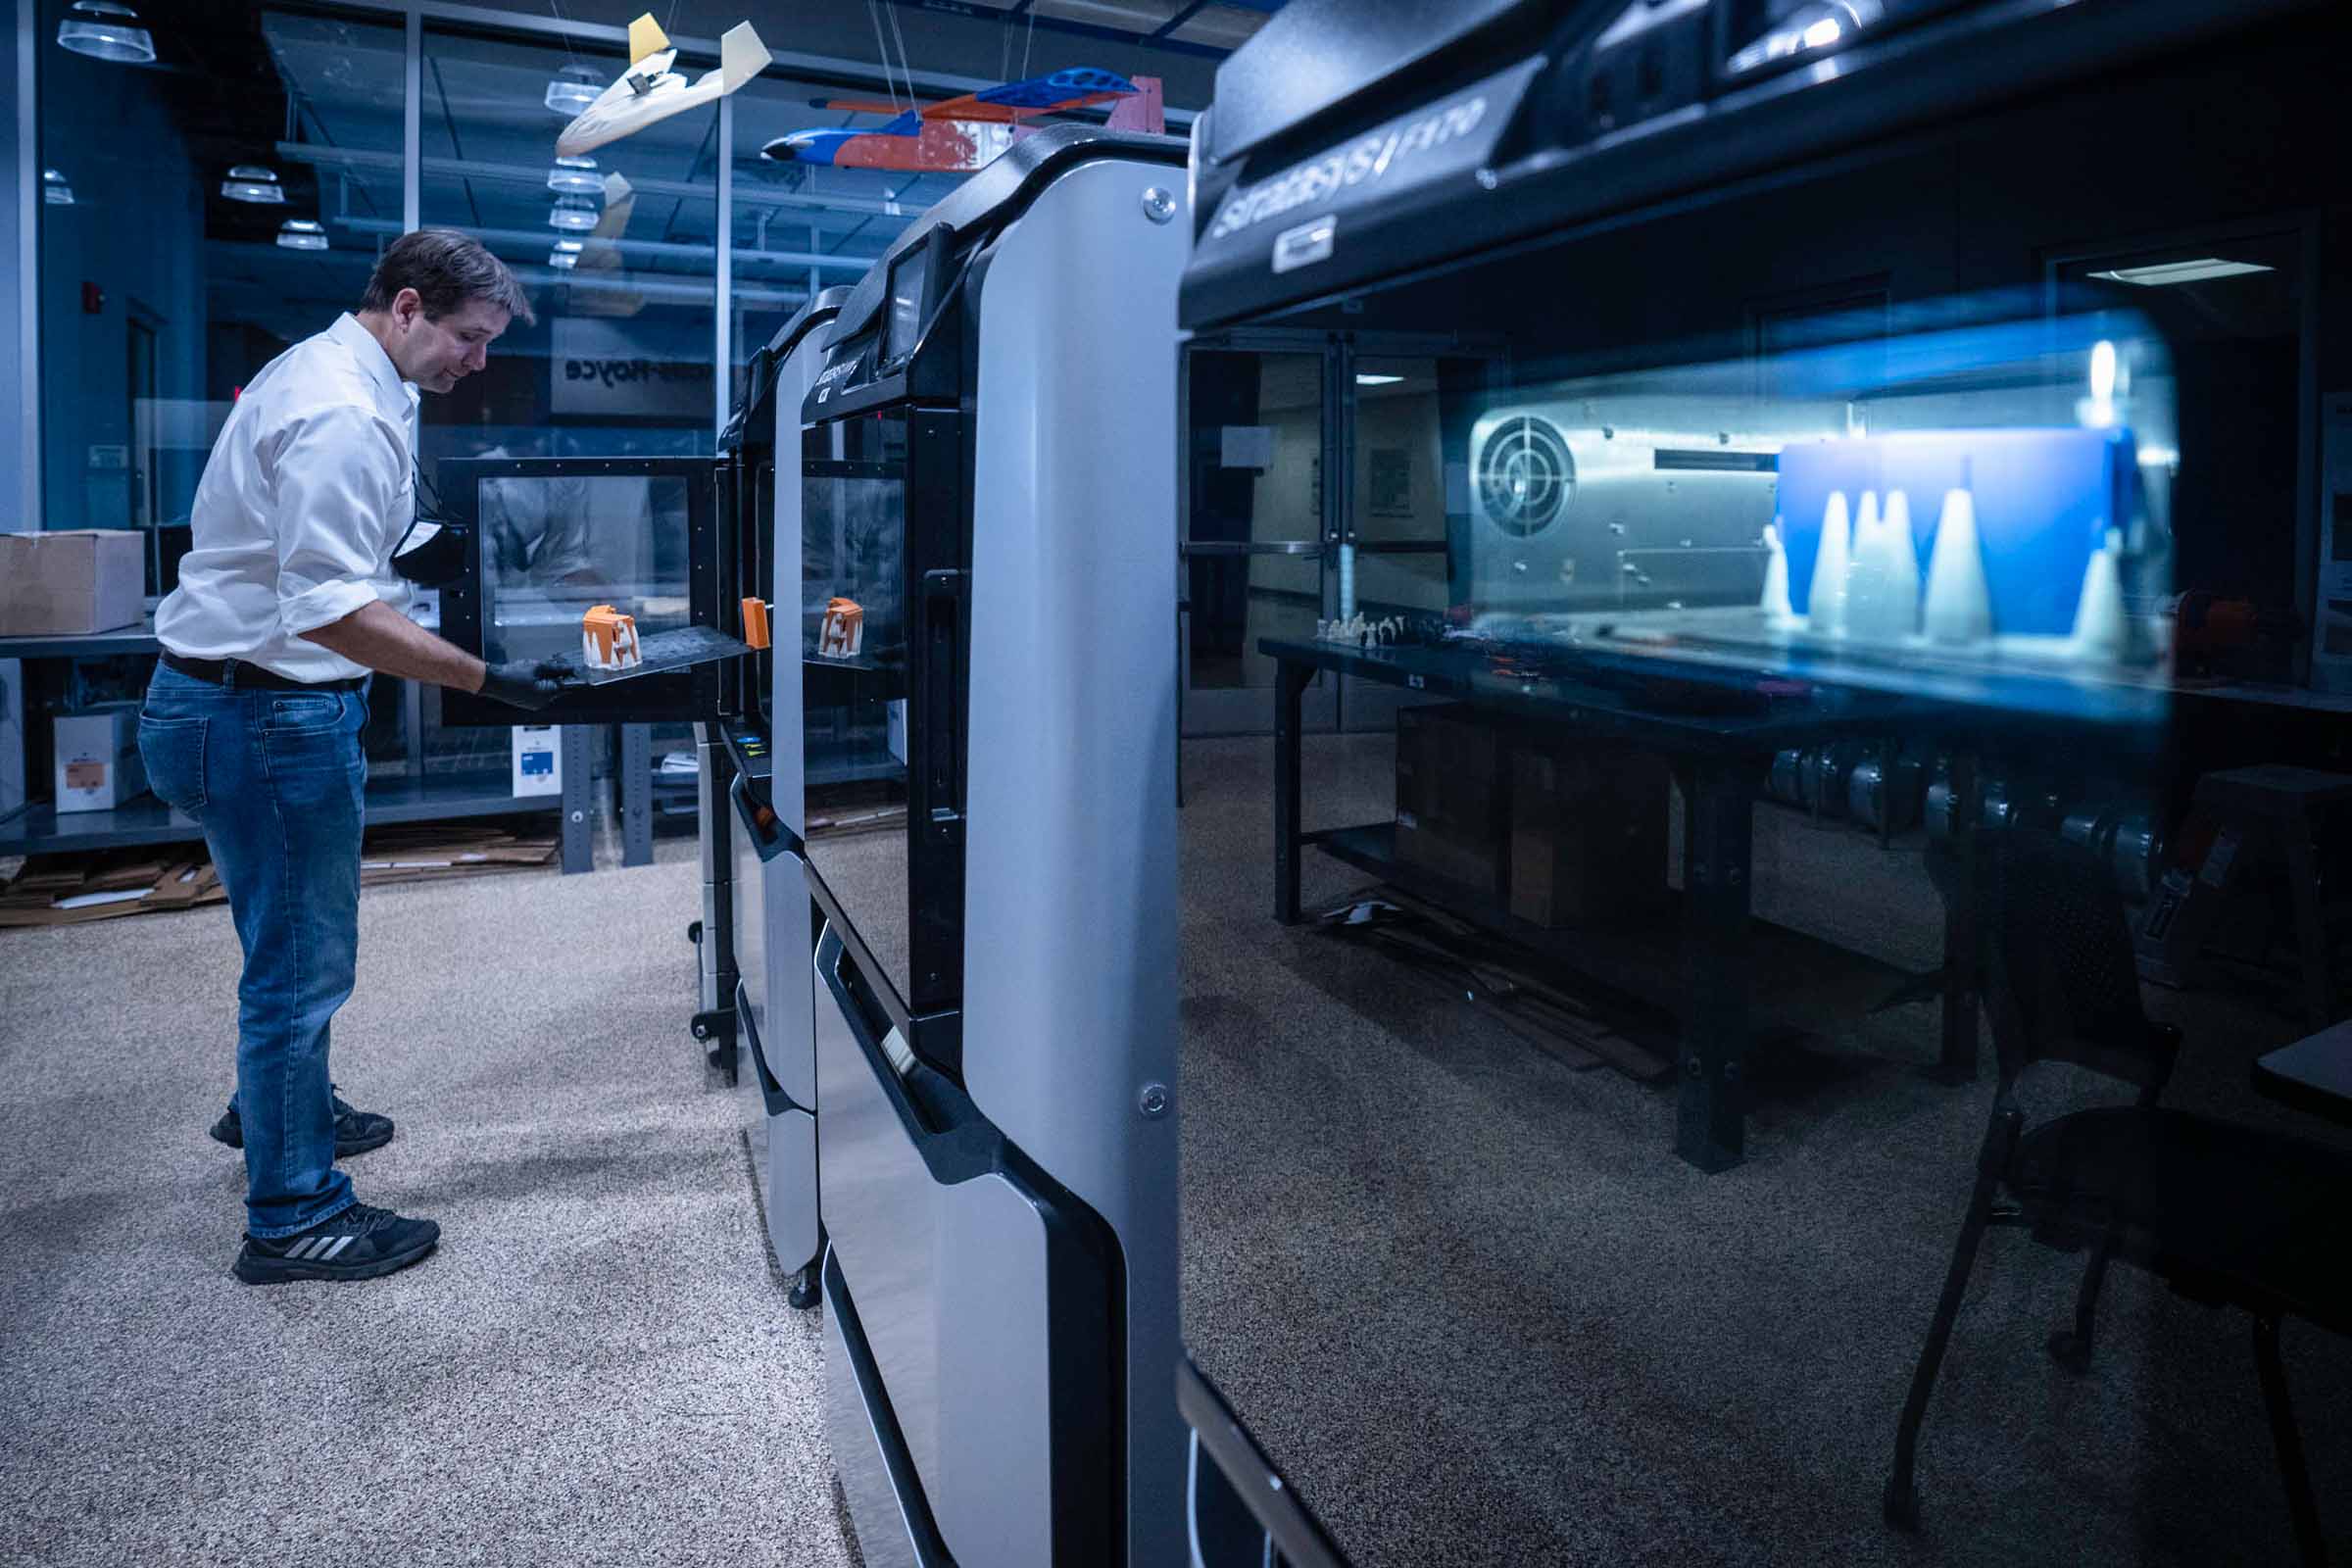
[1886,829,2351,1566]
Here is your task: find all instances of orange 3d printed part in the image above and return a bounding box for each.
[581,604,642,670]
[818,597,864,659]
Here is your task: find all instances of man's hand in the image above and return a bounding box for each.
[479,659,576,710]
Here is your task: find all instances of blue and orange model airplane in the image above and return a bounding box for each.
[760,67,1148,172]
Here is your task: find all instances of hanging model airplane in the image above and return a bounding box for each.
[760,67,1141,172]
[555,14,770,159]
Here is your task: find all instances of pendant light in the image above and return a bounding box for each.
[57,1,156,65]
[548,195,599,231]
[42,169,75,206]
[547,155,601,195]
[276,219,328,252]
[545,65,602,116]
[221,166,286,204]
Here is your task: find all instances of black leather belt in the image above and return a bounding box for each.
[162,651,368,693]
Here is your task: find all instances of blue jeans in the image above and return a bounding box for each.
[139,663,368,1238]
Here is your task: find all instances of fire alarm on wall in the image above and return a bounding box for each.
[81,282,104,314]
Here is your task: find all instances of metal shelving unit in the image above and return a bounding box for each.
[0,621,621,870]
[0,773,550,858]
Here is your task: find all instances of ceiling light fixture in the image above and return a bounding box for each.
[220,165,286,204]
[276,219,328,252]
[551,239,584,254]
[42,169,75,206]
[1354,372,1404,386]
[548,250,580,271]
[545,65,602,116]
[549,195,600,231]
[57,1,155,65]
[2086,258,2276,286]
[548,155,602,196]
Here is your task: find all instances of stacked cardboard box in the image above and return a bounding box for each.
[0,852,223,928]
[1508,746,1671,928]
[356,823,561,887]
[1393,706,1673,925]
[0,823,560,929]
[1395,706,1508,899]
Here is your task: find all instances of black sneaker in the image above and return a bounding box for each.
[209,1084,395,1159]
[232,1201,440,1285]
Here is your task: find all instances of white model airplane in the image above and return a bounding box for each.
[555,14,769,159]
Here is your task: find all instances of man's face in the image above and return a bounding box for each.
[385,289,511,394]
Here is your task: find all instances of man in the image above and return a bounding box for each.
[141,229,572,1286]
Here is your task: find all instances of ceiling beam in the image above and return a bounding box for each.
[875,0,1231,64]
[328,1,1003,100]
[332,215,880,274]
[317,1,1198,123]
[276,142,930,222]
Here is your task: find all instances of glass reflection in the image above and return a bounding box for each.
[802,413,912,1005]
[1449,305,2175,701]
[475,474,689,665]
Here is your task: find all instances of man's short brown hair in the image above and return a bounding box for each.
[360,228,535,326]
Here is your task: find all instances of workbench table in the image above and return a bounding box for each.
[1260,633,2011,1172]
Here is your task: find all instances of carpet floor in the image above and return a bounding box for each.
[5,733,2348,1568]
[0,840,851,1568]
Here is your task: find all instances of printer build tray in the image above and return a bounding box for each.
[560,625,753,686]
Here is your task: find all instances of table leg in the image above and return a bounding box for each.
[1274,660,1312,925]
[1678,758,1755,1172]
[561,724,595,875]
[1933,750,1982,1084]
[621,722,653,868]
[2281,816,2332,1030]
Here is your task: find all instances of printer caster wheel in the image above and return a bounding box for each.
[789,1261,821,1310]
[692,1008,740,1087]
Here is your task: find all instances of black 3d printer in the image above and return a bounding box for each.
[1173,1,2339,1563]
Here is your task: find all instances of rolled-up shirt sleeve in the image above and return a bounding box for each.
[269,403,408,638]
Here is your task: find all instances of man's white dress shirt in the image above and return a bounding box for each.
[155,313,419,681]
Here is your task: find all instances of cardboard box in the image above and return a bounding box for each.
[0,530,146,636]
[1509,745,1671,928]
[53,706,148,813]
[1395,706,1507,899]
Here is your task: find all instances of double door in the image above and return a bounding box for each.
[1180,333,1488,736]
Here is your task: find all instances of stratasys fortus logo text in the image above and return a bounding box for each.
[1207,95,1488,243]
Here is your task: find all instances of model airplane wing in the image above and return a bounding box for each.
[556,17,769,159]
[764,67,1136,169]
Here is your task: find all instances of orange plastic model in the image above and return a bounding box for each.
[817,597,864,660]
[740,597,772,651]
[581,604,642,670]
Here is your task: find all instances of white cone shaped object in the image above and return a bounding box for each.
[1884,490,1920,639]
[1846,491,1898,641]
[2071,526,2129,662]
[1922,487,1991,645]
[1760,520,1793,620]
[1808,493,1851,636]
